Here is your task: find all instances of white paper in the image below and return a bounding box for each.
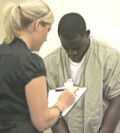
[48,87,87,116]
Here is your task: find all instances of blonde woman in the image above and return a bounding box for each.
[0,0,77,133]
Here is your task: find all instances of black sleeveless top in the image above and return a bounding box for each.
[0,38,46,133]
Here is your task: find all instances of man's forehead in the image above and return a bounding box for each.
[59,34,82,43]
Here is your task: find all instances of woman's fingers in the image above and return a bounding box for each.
[67,86,79,93]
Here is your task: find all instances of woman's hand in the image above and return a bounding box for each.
[55,86,78,112]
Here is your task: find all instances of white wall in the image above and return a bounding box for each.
[0,0,120,58]
[39,0,120,58]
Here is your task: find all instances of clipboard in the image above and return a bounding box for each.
[48,87,87,116]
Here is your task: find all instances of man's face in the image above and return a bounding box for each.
[59,32,90,62]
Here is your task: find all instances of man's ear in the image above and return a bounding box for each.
[33,19,41,32]
[86,30,90,37]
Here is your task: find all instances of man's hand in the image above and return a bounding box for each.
[99,95,120,133]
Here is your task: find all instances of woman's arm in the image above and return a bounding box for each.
[25,76,76,131]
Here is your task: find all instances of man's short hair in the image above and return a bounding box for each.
[58,13,86,40]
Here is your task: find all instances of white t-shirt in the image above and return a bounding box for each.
[69,56,85,86]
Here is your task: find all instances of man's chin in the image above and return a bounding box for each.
[69,57,81,63]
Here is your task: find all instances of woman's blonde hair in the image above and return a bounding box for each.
[2,0,54,44]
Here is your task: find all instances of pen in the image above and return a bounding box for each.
[55,89,65,92]
[55,86,66,92]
